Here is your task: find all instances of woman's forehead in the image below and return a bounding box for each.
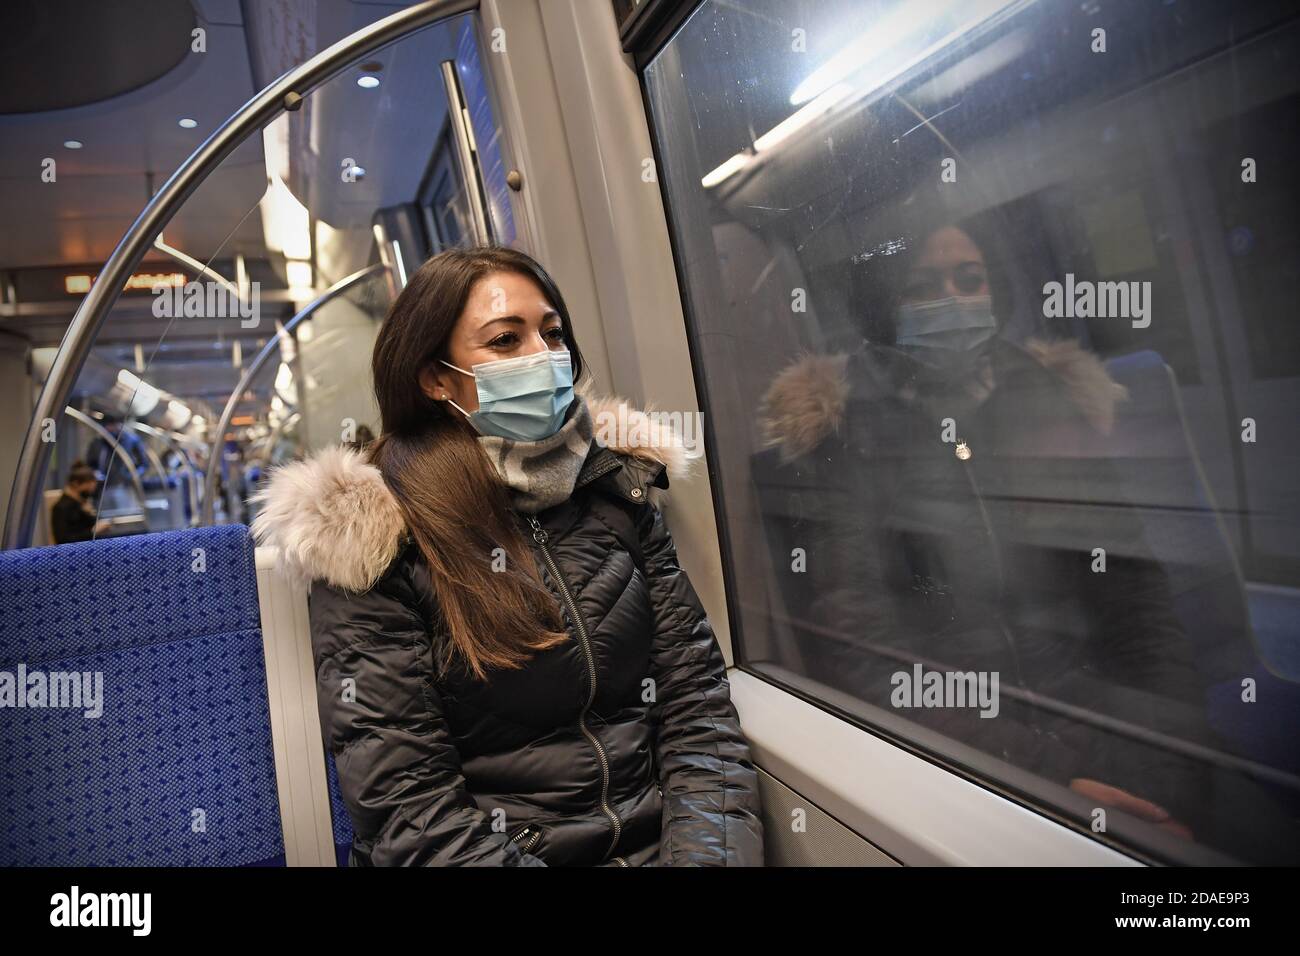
[913,226,984,269]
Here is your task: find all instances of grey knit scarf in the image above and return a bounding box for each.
[476,395,595,513]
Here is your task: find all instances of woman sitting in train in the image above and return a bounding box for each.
[757,218,1227,847]
[253,246,763,866]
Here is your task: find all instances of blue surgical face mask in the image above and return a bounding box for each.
[440,348,574,441]
[894,294,996,371]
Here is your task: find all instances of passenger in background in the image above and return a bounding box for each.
[759,219,1223,847]
[50,461,110,544]
[84,415,148,479]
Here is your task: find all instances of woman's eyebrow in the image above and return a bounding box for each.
[477,309,562,328]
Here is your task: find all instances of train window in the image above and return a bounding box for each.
[644,0,1300,863]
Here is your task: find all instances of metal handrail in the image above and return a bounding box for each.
[152,237,245,306]
[2,0,478,549]
[200,263,385,523]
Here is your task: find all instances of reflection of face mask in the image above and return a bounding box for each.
[894,294,996,372]
[440,349,574,441]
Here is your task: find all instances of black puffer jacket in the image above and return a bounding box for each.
[252,406,764,867]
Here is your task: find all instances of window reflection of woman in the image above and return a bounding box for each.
[760,220,1218,850]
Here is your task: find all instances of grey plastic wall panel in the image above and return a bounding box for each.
[730,669,1141,867]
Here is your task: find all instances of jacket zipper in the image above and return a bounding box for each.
[527,514,624,859]
[509,825,543,854]
[956,440,1029,690]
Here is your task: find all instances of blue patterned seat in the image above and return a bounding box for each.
[0,526,286,866]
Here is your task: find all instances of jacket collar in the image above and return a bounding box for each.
[251,390,694,592]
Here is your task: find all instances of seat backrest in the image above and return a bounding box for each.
[0,526,285,866]
[325,749,355,866]
[35,489,61,548]
[1102,350,1254,681]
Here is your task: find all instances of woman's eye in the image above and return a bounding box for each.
[489,332,518,348]
[544,327,566,343]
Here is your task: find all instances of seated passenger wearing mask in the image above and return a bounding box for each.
[759,220,1218,848]
[252,246,763,867]
[50,461,110,544]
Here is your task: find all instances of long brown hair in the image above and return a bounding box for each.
[369,246,587,681]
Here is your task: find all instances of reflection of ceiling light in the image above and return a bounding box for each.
[701,153,751,189]
[911,29,1029,105]
[790,0,1019,105]
[347,165,366,180]
[166,399,192,428]
[790,3,917,104]
[296,320,314,344]
[754,83,853,152]
[178,118,197,129]
[116,369,160,418]
[357,75,380,89]
[700,82,853,189]
[63,140,82,149]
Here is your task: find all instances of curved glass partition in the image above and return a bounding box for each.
[6,0,512,546]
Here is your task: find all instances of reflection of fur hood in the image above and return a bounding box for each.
[251,388,694,592]
[758,338,1128,462]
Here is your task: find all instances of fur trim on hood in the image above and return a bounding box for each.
[251,388,697,592]
[758,338,1128,463]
